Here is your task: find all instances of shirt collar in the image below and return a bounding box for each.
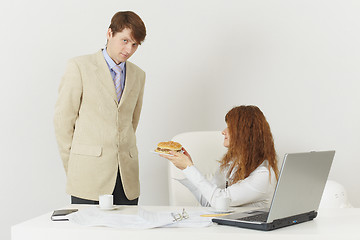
[102,48,125,71]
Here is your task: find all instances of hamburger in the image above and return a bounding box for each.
[155,141,182,154]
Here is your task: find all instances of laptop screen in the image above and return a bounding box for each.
[267,151,335,222]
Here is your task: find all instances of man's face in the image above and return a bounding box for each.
[106,28,139,64]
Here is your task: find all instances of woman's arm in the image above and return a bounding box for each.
[183,164,271,207]
[161,149,272,207]
[175,178,211,206]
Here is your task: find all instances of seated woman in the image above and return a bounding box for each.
[160,105,279,208]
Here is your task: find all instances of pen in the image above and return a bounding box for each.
[200,213,230,217]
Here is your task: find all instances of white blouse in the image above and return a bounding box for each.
[181,160,277,208]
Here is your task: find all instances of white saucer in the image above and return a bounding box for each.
[209,208,235,214]
[97,205,118,211]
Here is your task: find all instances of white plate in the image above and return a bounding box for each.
[97,205,118,211]
[150,150,175,156]
[209,208,235,214]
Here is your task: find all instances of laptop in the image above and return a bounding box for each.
[212,150,335,231]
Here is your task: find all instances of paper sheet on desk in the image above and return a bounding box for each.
[67,206,212,229]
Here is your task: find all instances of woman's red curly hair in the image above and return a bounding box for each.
[220,105,279,185]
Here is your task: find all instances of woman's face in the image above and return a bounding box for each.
[222,127,230,148]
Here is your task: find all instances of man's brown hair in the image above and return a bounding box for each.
[109,11,146,45]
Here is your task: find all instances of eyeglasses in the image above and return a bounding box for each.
[171,208,189,222]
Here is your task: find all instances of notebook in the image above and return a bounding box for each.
[51,209,78,221]
[212,150,335,231]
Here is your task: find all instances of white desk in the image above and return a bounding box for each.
[11,206,360,240]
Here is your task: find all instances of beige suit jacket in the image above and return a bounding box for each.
[54,50,145,201]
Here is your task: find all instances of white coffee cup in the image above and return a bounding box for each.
[214,196,231,212]
[99,194,113,209]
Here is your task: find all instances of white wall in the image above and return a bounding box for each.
[1,0,359,239]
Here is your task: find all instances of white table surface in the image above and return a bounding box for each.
[11,205,360,240]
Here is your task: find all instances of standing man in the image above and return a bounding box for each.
[54,11,146,205]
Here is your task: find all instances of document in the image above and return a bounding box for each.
[67,206,212,229]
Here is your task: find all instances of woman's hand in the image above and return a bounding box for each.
[160,147,194,170]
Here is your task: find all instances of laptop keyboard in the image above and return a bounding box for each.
[238,212,269,222]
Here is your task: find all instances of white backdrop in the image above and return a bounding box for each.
[1,0,360,239]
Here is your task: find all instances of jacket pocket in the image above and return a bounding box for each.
[71,144,102,157]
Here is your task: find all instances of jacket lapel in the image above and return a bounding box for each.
[94,50,118,104]
[118,62,137,108]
